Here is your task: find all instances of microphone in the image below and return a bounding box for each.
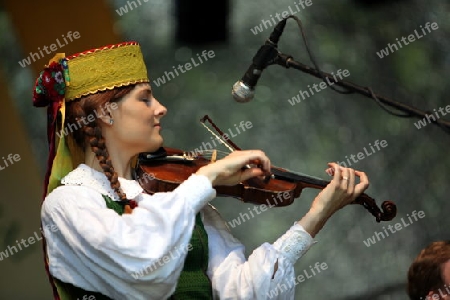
[232,19,287,102]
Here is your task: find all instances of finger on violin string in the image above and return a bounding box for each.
[244,150,271,173]
[340,167,350,189]
[354,170,370,195]
[242,163,273,183]
[247,160,271,173]
[327,162,342,182]
[326,162,342,176]
[325,167,334,177]
[347,168,356,194]
[327,163,353,183]
[239,166,269,184]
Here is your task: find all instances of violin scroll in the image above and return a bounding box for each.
[353,194,397,222]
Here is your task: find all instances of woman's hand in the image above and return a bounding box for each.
[312,162,370,217]
[298,162,370,237]
[195,150,271,186]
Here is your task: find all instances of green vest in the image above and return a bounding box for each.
[53,195,213,300]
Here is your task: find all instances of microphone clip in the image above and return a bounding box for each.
[252,44,280,71]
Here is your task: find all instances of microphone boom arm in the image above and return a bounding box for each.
[272,52,450,134]
[250,14,450,135]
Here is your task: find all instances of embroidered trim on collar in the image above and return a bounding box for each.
[61,164,143,201]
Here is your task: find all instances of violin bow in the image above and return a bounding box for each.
[199,115,397,222]
[200,115,241,152]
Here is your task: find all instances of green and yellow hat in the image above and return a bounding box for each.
[32,41,149,198]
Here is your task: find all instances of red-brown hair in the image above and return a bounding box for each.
[65,85,137,201]
[407,241,450,299]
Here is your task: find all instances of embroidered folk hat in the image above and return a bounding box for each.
[32,41,149,198]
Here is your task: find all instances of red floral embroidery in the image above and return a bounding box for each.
[33,61,66,108]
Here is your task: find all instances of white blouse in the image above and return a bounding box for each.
[41,164,315,300]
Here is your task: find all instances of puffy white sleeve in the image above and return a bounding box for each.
[41,174,216,300]
[202,205,315,300]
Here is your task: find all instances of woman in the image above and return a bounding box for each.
[34,41,369,300]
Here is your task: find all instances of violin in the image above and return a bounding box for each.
[134,116,397,223]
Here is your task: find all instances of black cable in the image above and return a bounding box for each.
[276,15,450,134]
[285,15,354,95]
[366,86,412,117]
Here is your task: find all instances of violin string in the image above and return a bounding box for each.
[192,149,230,159]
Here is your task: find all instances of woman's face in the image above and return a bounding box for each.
[106,83,167,155]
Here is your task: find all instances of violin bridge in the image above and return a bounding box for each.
[210,149,217,163]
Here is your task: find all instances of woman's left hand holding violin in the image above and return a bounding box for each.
[298,162,370,237]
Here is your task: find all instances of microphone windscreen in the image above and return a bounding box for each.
[232,81,254,102]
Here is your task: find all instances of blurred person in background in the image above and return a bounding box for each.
[407,241,450,300]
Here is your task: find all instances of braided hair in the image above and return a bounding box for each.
[66,85,136,206]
